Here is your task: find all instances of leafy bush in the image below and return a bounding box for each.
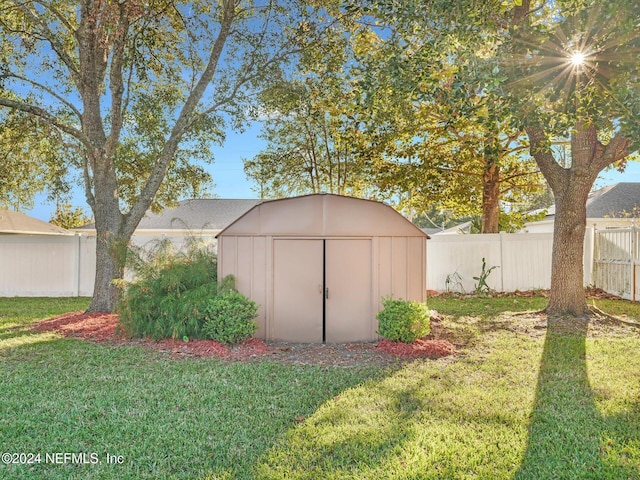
[118,240,219,340]
[202,292,259,344]
[376,296,431,343]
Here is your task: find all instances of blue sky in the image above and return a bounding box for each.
[24,126,640,222]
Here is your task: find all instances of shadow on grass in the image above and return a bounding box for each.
[515,318,640,479]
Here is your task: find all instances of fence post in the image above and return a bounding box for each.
[499,232,505,292]
[633,227,637,302]
[73,234,81,297]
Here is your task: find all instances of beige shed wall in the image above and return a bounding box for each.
[217,194,427,343]
[219,234,426,342]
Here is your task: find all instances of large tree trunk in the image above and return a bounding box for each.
[480,128,501,233]
[546,181,591,316]
[526,123,632,317]
[481,158,500,233]
[90,230,127,312]
[86,151,129,313]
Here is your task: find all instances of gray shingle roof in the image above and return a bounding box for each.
[585,183,640,218]
[136,199,261,231]
[534,183,640,219]
[0,209,71,235]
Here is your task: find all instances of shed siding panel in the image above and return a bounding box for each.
[377,237,393,302]
[251,237,267,338]
[408,237,425,301]
[392,237,409,299]
[220,236,237,278]
[235,236,253,294]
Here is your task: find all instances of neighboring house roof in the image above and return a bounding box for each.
[78,199,262,232]
[0,209,71,235]
[421,227,443,236]
[431,221,474,235]
[531,182,640,219]
[137,199,261,231]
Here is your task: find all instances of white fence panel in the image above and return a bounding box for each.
[593,227,639,301]
[427,231,592,293]
[0,235,94,297]
[427,234,503,293]
[78,235,96,296]
[500,233,553,291]
[0,228,604,297]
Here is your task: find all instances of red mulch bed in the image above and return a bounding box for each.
[32,312,455,364]
[33,311,123,341]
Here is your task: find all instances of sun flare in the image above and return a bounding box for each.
[570,51,586,66]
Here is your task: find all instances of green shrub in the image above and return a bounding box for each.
[202,292,259,344]
[376,296,431,343]
[117,241,219,340]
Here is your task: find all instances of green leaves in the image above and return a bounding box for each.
[202,292,259,344]
[117,241,219,340]
[0,111,74,210]
[376,296,431,343]
[49,203,92,229]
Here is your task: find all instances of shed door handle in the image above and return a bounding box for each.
[325,287,329,299]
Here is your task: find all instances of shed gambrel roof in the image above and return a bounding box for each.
[217,193,428,238]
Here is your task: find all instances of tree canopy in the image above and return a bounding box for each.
[249,1,550,229]
[344,0,639,314]
[0,111,71,210]
[0,0,335,311]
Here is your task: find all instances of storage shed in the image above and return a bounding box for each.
[216,194,428,343]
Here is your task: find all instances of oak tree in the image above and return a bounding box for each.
[511,0,640,315]
[0,0,326,311]
[358,0,639,315]
[342,1,546,232]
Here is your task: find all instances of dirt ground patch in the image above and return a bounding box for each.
[32,312,456,366]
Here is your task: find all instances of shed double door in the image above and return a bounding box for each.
[273,239,372,342]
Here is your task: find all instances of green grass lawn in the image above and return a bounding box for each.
[1,296,640,479]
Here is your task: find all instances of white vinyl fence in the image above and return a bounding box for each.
[593,227,640,301]
[0,227,610,298]
[427,229,595,293]
[0,234,96,297]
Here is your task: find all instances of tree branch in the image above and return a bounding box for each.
[104,2,130,159]
[525,126,566,193]
[12,1,80,85]
[124,0,238,235]
[597,132,633,172]
[0,73,82,119]
[0,96,90,148]
[38,0,76,34]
